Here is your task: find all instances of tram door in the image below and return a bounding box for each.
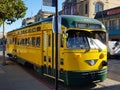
[43,31,54,76]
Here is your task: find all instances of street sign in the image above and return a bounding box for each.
[43,0,56,7]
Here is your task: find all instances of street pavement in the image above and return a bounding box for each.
[108,59,120,82]
[0,53,51,90]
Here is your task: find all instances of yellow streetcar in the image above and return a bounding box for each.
[6,15,107,86]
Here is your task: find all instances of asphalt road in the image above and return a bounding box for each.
[108,59,120,82]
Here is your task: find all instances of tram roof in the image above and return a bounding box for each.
[9,15,105,33]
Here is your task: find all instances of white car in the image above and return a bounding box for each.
[108,41,120,58]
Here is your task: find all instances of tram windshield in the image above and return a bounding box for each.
[66,30,106,50]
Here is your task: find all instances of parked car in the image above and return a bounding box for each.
[108,41,120,58]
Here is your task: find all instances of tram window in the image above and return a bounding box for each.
[17,39,19,45]
[30,38,32,46]
[21,39,24,45]
[25,38,27,45]
[22,39,25,45]
[18,39,21,45]
[20,39,22,45]
[29,29,32,33]
[32,28,36,32]
[37,27,41,31]
[48,34,51,47]
[19,39,22,45]
[27,38,30,46]
[25,30,28,33]
[36,37,40,47]
[15,38,17,44]
[32,37,35,46]
[13,38,14,44]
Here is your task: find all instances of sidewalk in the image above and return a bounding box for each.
[0,54,52,90]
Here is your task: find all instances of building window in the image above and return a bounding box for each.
[105,22,108,30]
[95,2,103,13]
[85,3,88,14]
[64,6,67,15]
[109,20,117,30]
[79,4,84,15]
[118,19,120,29]
[71,5,74,15]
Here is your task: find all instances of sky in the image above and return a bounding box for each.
[0,0,65,33]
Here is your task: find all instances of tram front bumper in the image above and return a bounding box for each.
[64,69,107,86]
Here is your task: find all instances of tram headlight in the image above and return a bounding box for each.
[85,60,97,66]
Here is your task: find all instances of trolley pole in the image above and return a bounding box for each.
[55,0,58,90]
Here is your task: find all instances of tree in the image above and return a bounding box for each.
[0,0,27,65]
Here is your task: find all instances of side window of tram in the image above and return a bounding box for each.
[32,37,35,46]
[36,37,40,47]
[21,39,25,45]
[25,38,27,45]
[13,38,15,44]
[27,38,30,46]
[15,38,17,44]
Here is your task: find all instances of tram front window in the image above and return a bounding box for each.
[88,31,107,51]
[66,30,106,50]
[92,31,106,44]
[66,30,89,49]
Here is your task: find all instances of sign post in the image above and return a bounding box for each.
[43,0,59,90]
[55,1,58,90]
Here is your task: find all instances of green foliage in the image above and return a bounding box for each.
[0,0,27,24]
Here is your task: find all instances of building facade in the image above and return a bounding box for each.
[22,17,35,26]
[34,9,54,22]
[95,6,120,41]
[62,0,120,18]
[22,10,54,26]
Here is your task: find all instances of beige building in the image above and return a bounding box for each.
[22,9,54,26]
[62,0,120,18]
[34,9,54,22]
[22,17,35,26]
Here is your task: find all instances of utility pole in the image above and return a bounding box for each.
[43,0,59,89]
[55,0,58,90]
